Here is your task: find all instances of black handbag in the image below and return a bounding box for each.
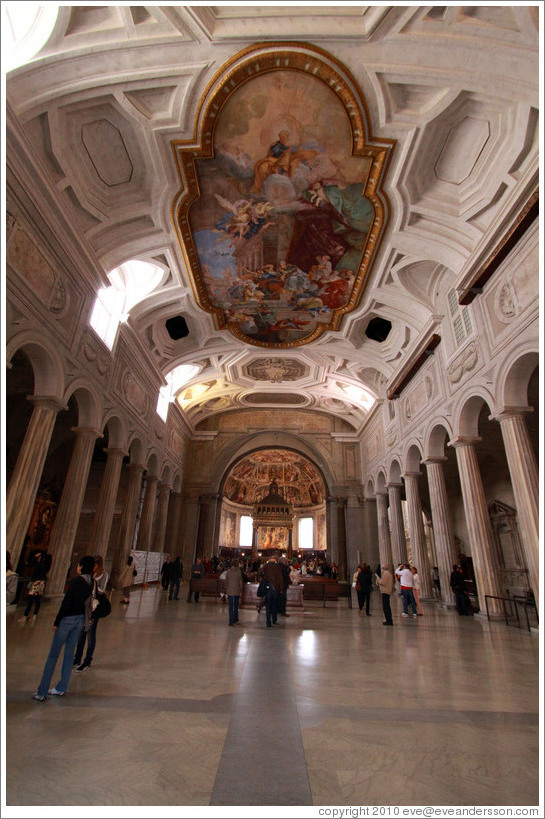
[256,577,267,598]
[93,592,112,619]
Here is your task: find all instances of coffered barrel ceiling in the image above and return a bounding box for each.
[5,5,539,433]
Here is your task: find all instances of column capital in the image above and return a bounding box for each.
[28,395,67,412]
[375,489,388,497]
[104,447,127,458]
[387,482,403,490]
[421,456,448,466]
[448,435,481,449]
[489,406,534,424]
[402,471,421,479]
[127,462,145,473]
[158,482,173,494]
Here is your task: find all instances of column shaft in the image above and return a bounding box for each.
[6,397,63,568]
[152,483,172,553]
[452,440,503,616]
[46,427,101,596]
[111,463,144,585]
[387,483,407,567]
[403,473,433,598]
[165,491,182,556]
[497,412,539,609]
[88,448,125,559]
[424,459,457,607]
[375,492,393,569]
[136,475,159,553]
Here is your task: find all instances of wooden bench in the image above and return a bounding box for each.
[300,577,352,608]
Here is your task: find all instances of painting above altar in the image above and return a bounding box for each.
[172,45,393,347]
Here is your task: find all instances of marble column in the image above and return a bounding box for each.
[494,409,539,610]
[136,474,159,553]
[423,457,457,607]
[450,437,504,616]
[6,396,64,569]
[387,483,407,568]
[46,427,101,596]
[362,497,380,570]
[111,463,144,585]
[375,491,393,570]
[88,447,125,560]
[403,472,433,598]
[152,482,172,554]
[326,497,339,567]
[336,497,348,580]
[165,490,182,556]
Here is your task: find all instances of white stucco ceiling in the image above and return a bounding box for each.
[4,4,540,431]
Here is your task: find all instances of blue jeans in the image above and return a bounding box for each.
[228,595,240,624]
[74,618,98,665]
[401,587,417,615]
[37,614,84,697]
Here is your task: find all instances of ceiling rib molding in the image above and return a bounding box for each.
[387,326,441,400]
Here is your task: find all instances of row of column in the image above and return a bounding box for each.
[372,410,539,615]
[6,397,182,597]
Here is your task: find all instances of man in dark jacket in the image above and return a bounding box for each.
[278,556,291,618]
[168,556,183,600]
[160,555,171,591]
[260,556,284,627]
[33,555,95,701]
[451,565,468,615]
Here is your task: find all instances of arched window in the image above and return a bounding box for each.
[156,364,200,421]
[239,516,253,548]
[298,517,314,549]
[89,259,164,350]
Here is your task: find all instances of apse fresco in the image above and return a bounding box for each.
[172,47,392,348]
[258,526,289,551]
[223,449,325,507]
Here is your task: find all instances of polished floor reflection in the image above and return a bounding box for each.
[4,585,540,811]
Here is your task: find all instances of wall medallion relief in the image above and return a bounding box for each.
[122,370,149,416]
[447,340,479,384]
[496,281,518,322]
[80,328,111,376]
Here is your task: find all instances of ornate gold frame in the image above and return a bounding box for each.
[171,42,395,348]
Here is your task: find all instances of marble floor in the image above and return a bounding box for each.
[3,585,541,816]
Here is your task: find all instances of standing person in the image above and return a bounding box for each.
[278,556,291,618]
[360,564,373,616]
[396,563,418,618]
[73,555,109,672]
[168,556,183,600]
[353,566,364,613]
[376,564,394,626]
[20,552,48,622]
[32,555,95,701]
[411,566,424,615]
[432,566,441,596]
[451,565,468,616]
[119,555,136,604]
[260,555,283,627]
[225,559,243,626]
[160,555,171,591]
[189,557,205,603]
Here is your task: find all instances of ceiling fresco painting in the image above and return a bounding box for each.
[172,45,394,348]
[223,449,325,508]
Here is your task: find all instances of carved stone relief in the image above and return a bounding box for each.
[122,370,149,416]
[447,340,479,384]
[80,329,111,377]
